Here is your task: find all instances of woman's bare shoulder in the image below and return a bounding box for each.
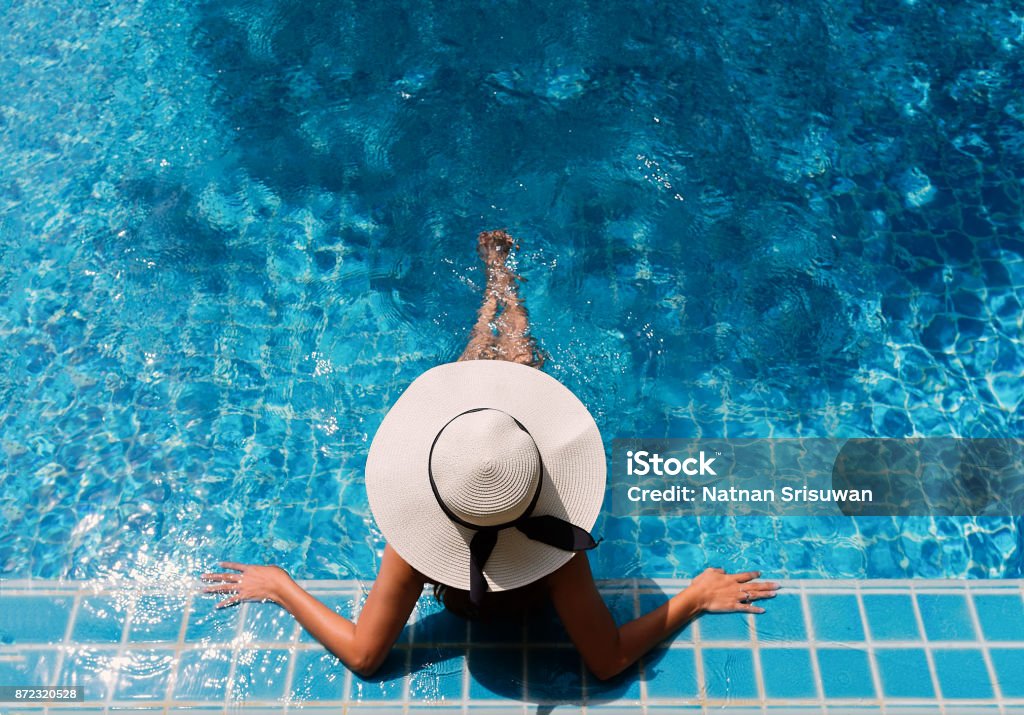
[545,551,597,592]
[380,543,429,587]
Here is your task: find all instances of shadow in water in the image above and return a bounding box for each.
[351,579,679,709]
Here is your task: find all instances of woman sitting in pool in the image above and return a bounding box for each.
[202,230,778,679]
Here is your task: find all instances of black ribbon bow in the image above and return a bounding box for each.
[428,409,599,607]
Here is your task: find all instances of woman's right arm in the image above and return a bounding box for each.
[548,553,778,681]
[202,544,425,677]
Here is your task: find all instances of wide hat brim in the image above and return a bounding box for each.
[365,360,606,592]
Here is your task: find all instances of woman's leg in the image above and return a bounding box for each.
[458,230,545,368]
[458,273,502,362]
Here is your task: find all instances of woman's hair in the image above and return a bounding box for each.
[432,578,548,621]
[433,582,480,620]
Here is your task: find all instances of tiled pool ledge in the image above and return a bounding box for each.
[1,579,1023,714]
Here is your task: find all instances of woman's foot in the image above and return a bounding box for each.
[477,229,516,269]
[460,229,545,368]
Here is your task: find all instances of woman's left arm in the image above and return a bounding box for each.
[548,553,778,681]
[202,544,425,677]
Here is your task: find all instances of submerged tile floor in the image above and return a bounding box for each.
[1,579,1023,714]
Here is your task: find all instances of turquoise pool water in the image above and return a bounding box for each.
[1,0,1023,591]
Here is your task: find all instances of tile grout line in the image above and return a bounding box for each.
[25,694,1024,710]
[799,583,827,715]
[762,511,783,715]
[222,601,247,711]
[798,581,831,712]
[345,588,359,712]
[747,608,766,713]
[634,583,649,715]
[33,695,1024,710]
[342,604,354,714]
[8,637,1024,651]
[108,594,136,709]
[399,594,418,715]
[691,609,705,714]
[852,580,884,714]
[279,617,300,714]
[163,591,194,713]
[910,582,946,715]
[5,577,1024,594]
[520,608,528,707]
[580,608,589,715]
[458,606,470,713]
[964,583,1005,713]
[50,592,80,712]
[473,614,487,715]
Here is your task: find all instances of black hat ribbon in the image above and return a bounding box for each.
[428,408,599,607]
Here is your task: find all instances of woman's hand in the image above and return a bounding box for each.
[200,562,295,609]
[687,567,779,614]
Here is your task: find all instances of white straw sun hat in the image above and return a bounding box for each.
[365,360,606,604]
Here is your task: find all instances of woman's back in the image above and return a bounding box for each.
[430,577,549,621]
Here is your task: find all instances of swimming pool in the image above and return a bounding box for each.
[1,0,1023,706]
[2,0,1020,587]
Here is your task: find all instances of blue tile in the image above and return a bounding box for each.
[754,592,806,642]
[991,648,1024,697]
[243,603,297,642]
[298,594,359,643]
[973,595,1024,641]
[173,647,232,700]
[862,594,920,641]
[699,613,750,642]
[640,594,693,643]
[184,601,242,642]
[350,648,408,701]
[933,649,992,699]
[113,649,174,700]
[603,592,638,624]
[644,648,697,699]
[0,596,72,643]
[808,595,864,641]
[231,649,291,700]
[585,662,642,703]
[57,647,119,702]
[526,647,584,701]
[917,595,976,641]
[0,649,60,684]
[290,650,347,701]
[817,648,875,699]
[409,648,465,702]
[128,594,186,642]
[875,649,934,698]
[760,649,816,699]
[468,647,522,700]
[72,596,129,643]
[701,648,757,700]
[412,599,468,645]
